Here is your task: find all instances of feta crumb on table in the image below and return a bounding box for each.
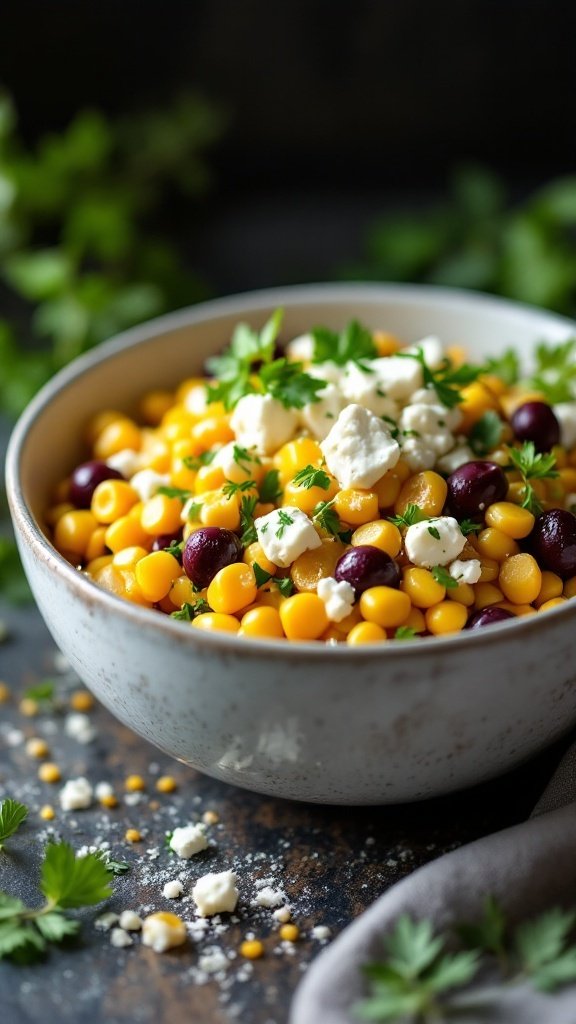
[192,870,239,917]
[141,912,187,953]
[110,927,133,948]
[119,910,142,931]
[59,776,93,811]
[253,885,285,909]
[169,823,209,859]
[163,880,184,899]
[64,712,96,744]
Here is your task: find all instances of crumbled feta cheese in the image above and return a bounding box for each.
[311,925,331,940]
[397,436,437,472]
[308,361,344,386]
[286,333,314,362]
[213,441,259,482]
[169,823,208,859]
[255,506,321,568]
[404,335,445,370]
[408,389,462,430]
[129,469,170,501]
[299,383,345,440]
[316,577,355,622]
[192,871,239,917]
[64,712,96,744]
[449,558,482,584]
[183,383,208,416]
[273,906,292,924]
[405,517,467,568]
[95,781,114,800]
[163,880,184,899]
[198,947,229,974]
[254,886,285,909]
[106,449,141,477]
[59,777,93,811]
[320,404,400,489]
[110,927,133,948]
[368,356,423,401]
[340,363,400,419]
[399,402,453,438]
[554,403,576,450]
[95,912,119,932]
[119,911,142,931]
[142,912,187,952]
[230,394,298,455]
[436,444,475,475]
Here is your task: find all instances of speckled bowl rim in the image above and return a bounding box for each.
[6,281,576,662]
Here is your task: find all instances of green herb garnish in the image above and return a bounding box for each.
[239,495,259,546]
[311,320,378,368]
[469,410,504,456]
[23,681,56,703]
[171,598,211,621]
[157,485,192,500]
[182,450,216,471]
[431,565,459,589]
[205,309,283,409]
[275,510,294,539]
[292,465,331,490]
[427,525,441,540]
[275,576,294,597]
[394,626,418,641]
[526,338,576,403]
[399,348,482,408]
[258,469,282,503]
[0,799,28,851]
[164,539,185,558]
[459,519,481,536]
[222,478,257,500]
[507,441,558,514]
[182,498,203,521]
[388,504,423,529]
[482,349,520,386]
[259,358,327,410]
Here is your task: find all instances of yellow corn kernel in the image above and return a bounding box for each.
[25,737,50,758]
[86,554,114,576]
[500,389,546,419]
[239,606,285,638]
[191,416,234,449]
[139,390,174,425]
[479,372,507,397]
[125,828,142,843]
[458,381,500,431]
[86,409,126,444]
[45,502,75,526]
[333,488,379,526]
[140,494,183,536]
[122,571,159,608]
[499,553,542,605]
[135,551,182,602]
[243,542,277,577]
[0,682,11,703]
[484,502,535,539]
[93,417,142,458]
[40,805,55,821]
[507,479,547,506]
[279,593,329,640]
[352,520,402,558]
[372,470,403,510]
[124,775,145,792]
[176,375,207,405]
[359,586,411,628]
[539,597,568,612]
[70,689,94,712]
[474,582,504,609]
[112,545,150,569]
[398,606,427,633]
[475,527,520,562]
[207,563,258,615]
[38,762,61,783]
[203,810,219,825]
[91,480,139,524]
[401,567,445,608]
[100,793,118,808]
[346,621,387,644]
[105,514,150,553]
[279,924,300,942]
[194,464,226,494]
[200,491,241,531]
[290,538,345,592]
[191,612,240,633]
[54,510,98,557]
[559,467,576,492]
[373,331,402,356]
[496,602,536,617]
[19,698,38,717]
[425,601,468,635]
[283,477,339,515]
[240,939,265,959]
[395,471,448,518]
[156,775,177,793]
[551,444,567,469]
[478,557,500,583]
[274,438,323,486]
[162,409,198,443]
[330,604,363,635]
[447,581,475,607]
[168,575,198,608]
[535,571,564,607]
[85,525,108,562]
[564,576,576,599]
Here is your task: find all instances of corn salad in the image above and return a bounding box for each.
[47,312,576,643]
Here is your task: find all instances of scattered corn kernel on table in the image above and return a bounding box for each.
[0,599,566,1024]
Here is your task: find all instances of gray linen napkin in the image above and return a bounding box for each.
[290,744,576,1024]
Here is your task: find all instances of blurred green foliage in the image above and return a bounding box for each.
[347,166,576,316]
[0,92,224,416]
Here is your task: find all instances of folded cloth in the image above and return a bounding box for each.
[290,743,576,1024]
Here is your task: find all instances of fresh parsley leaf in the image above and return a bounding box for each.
[508,441,558,514]
[260,358,327,409]
[459,519,481,535]
[275,576,294,597]
[514,908,576,979]
[457,895,507,960]
[182,498,203,521]
[164,539,184,558]
[101,858,130,876]
[0,799,28,850]
[482,349,520,386]
[182,450,216,471]
[252,562,273,588]
[0,919,46,962]
[239,495,259,546]
[427,525,441,540]
[388,504,424,528]
[41,842,113,908]
[275,509,294,538]
[311,320,378,367]
[527,338,576,403]
[171,598,211,621]
[35,913,79,943]
[469,410,504,456]
[205,309,284,410]
[232,444,260,470]
[312,500,341,536]
[205,371,254,411]
[292,464,331,490]
[258,469,282,503]
[394,626,417,640]
[222,478,257,500]
[431,566,458,589]
[157,485,192,500]
[23,680,55,702]
[399,348,482,408]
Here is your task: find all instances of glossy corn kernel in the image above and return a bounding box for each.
[279,924,300,942]
[243,542,277,577]
[54,510,98,557]
[475,527,520,562]
[85,555,113,576]
[499,553,542,605]
[85,526,108,562]
[156,775,177,793]
[274,438,323,485]
[93,417,141,458]
[40,805,55,821]
[112,546,149,569]
[333,488,379,526]
[290,538,345,592]
[402,567,446,608]
[484,502,535,539]
[346,621,387,644]
[373,330,401,356]
[191,416,234,448]
[169,575,198,608]
[535,571,563,607]
[240,939,265,959]
[140,494,183,536]
[45,502,75,526]
[359,587,411,628]
[139,390,174,425]
[239,606,285,638]
[91,480,139,524]
[86,409,124,444]
[199,491,241,531]
[447,581,475,606]
[122,570,154,607]
[70,690,94,712]
[395,471,448,518]
[352,520,402,559]
[539,597,568,612]
[397,606,427,633]
[125,774,146,791]
[425,601,468,635]
[135,551,182,602]
[207,563,258,615]
[559,467,576,492]
[38,762,61,783]
[26,737,50,759]
[125,828,142,843]
[372,471,403,510]
[564,576,576,599]
[191,612,240,633]
[496,602,537,617]
[474,582,504,609]
[283,477,339,515]
[194,464,227,494]
[507,479,547,506]
[458,381,500,431]
[477,557,500,583]
[279,593,329,640]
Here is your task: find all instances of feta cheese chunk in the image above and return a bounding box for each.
[436,444,474,475]
[230,394,298,455]
[317,577,355,622]
[119,910,142,931]
[554,403,576,450]
[169,823,208,859]
[183,383,208,416]
[106,449,140,477]
[59,777,93,811]
[299,383,345,440]
[129,469,170,501]
[286,333,314,362]
[255,506,321,568]
[163,880,184,899]
[213,441,260,482]
[110,927,133,948]
[449,558,482,584]
[142,912,187,952]
[405,517,467,568]
[192,870,239,917]
[64,712,96,744]
[340,362,400,419]
[405,335,445,370]
[368,356,423,401]
[320,404,400,489]
[398,437,437,472]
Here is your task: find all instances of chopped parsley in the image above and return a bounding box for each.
[232,444,260,471]
[398,347,482,408]
[459,519,481,536]
[394,626,418,640]
[431,565,458,589]
[181,498,203,521]
[275,510,294,538]
[312,500,352,542]
[275,576,294,597]
[222,478,257,500]
[259,358,327,409]
[252,562,273,588]
[481,349,520,386]
[388,503,423,528]
[258,469,282,503]
[292,464,331,490]
[507,441,558,514]
[164,539,185,558]
[239,495,259,546]
[182,450,216,471]
[427,525,441,540]
[469,410,504,456]
[170,598,211,621]
[157,485,192,500]
[206,308,284,410]
[311,319,378,368]
[525,338,576,403]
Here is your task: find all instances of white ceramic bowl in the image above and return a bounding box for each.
[6,284,576,804]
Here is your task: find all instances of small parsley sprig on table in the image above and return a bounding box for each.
[398,348,482,409]
[0,799,28,851]
[507,441,558,515]
[0,841,113,963]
